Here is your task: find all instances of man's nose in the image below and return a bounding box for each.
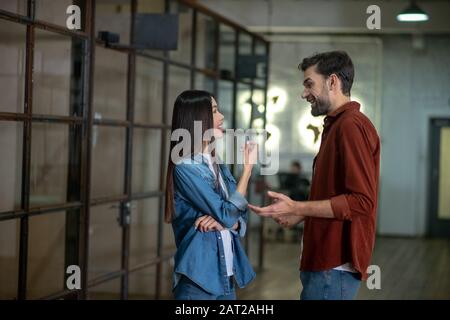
[301,90,308,99]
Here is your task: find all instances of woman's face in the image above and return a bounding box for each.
[211,97,225,138]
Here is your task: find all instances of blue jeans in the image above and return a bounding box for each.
[300,270,361,300]
[174,275,236,300]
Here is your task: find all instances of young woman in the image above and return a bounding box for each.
[165,90,257,300]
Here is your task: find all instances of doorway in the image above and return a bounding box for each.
[428,118,450,237]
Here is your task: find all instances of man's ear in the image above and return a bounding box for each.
[329,73,340,92]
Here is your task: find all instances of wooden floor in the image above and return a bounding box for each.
[237,237,450,300]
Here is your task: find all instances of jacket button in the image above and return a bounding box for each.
[218,236,221,240]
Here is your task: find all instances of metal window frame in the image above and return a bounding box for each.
[0,0,270,300]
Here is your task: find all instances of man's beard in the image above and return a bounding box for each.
[310,95,331,116]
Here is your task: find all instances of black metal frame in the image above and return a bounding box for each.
[0,0,269,300]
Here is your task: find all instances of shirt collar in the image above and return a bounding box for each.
[195,152,222,166]
[324,101,360,126]
[327,101,360,118]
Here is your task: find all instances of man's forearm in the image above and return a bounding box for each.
[294,200,335,218]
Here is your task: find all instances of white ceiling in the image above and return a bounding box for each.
[200,0,450,34]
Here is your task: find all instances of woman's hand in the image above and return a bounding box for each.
[194,215,224,232]
[235,141,258,197]
[243,141,258,172]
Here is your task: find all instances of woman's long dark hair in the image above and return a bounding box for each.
[164,90,218,223]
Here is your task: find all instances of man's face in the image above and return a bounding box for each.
[301,65,331,116]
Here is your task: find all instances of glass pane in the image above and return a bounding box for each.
[134,57,163,124]
[254,40,267,87]
[96,0,131,45]
[236,33,253,82]
[0,19,26,113]
[0,122,22,213]
[218,80,233,130]
[0,0,26,14]
[438,127,450,219]
[88,204,122,280]
[128,265,156,299]
[0,219,20,299]
[90,126,125,199]
[167,66,190,125]
[30,123,69,207]
[27,212,66,299]
[136,0,165,58]
[194,73,214,93]
[255,40,266,56]
[137,0,164,13]
[163,219,175,254]
[36,0,82,29]
[236,83,252,130]
[254,78,266,89]
[196,13,216,70]
[93,46,127,120]
[247,223,261,268]
[132,129,161,194]
[129,198,159,267]
[251,89,266,129]
[88,277,120,300]
[239,33,252,55]
[219,24,235,79]
[160,259,174,298]
[161,130,171,190]
[137,0,165,57]
[168,0,192,65]
[129,260,172,299]
[33,29,78,116]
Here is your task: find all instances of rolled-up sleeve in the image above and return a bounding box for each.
[228,192,248,211]
[229,215,248,237]
[174,163,247,228]
[330,118,378,221]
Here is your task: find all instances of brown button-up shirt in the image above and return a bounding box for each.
[300,101,380,280]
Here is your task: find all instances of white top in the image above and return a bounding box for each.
[333,262,358,273]
[202,153,234,276]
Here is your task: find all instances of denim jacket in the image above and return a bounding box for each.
[171,153,256,295]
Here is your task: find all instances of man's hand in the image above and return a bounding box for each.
[274,215,304,228]
[248,191,299,218]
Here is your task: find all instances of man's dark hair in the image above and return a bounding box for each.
[299,51,354,96]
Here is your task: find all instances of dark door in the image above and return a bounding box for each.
[428,118,450,237]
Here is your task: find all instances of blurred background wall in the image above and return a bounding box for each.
[202,0,450,236]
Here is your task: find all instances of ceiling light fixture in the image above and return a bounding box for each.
[397,1,429,22]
